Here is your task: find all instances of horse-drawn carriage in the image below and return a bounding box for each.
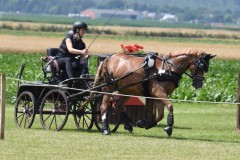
[14,48,121,132]
[14,47,215,136]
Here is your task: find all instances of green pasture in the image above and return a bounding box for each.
[1,103,239,160]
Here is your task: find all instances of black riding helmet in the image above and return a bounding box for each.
[72,21,88,33]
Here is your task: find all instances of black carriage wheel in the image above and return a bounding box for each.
[70,77,95,130]
[39,89,69,131]
[94,96,120,133]
[14,91,36,128]
[72,100,94,130]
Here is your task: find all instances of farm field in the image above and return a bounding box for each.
[0,103,240,160]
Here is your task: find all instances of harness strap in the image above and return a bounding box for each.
[101,55,146,91]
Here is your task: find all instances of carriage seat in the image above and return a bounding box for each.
[41,48,60,73]
[41,48,90,84]
[47,48,59,57]
[41,48,65,83]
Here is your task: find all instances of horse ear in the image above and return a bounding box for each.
[208,54,216,59]
[204,54,216,59]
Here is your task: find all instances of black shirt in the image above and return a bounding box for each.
[57,31,86,58]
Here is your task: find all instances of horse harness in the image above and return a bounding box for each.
[99,52,209,96]
[142,53,182,96]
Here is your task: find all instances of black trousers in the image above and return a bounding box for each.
[56,57,88,78]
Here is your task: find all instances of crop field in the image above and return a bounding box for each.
[1,21,240,159]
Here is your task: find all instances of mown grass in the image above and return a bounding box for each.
[1,103,239,160]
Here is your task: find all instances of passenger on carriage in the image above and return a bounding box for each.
[56,21,91,79]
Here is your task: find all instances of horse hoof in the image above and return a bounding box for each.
[163,126,172,136]
[124,124,133,133]
[136,119,146,128]
[102,130,111,135]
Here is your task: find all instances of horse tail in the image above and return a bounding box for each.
[93,54,113,88]
[93,60,104,88]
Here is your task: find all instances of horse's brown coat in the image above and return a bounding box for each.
[96,48,215,135]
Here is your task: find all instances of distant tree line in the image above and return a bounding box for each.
[0,0,240,23]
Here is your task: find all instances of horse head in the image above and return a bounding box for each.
[189,53,216,89]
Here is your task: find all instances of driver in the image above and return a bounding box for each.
[56,21,91,79]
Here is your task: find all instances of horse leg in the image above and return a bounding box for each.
[144,99,158,129]
[161,99,174,136]
[136,99,157,129]
[136,100,149,128]
[114,96,133,133]
[100,95,111,135]
[155,100,165,123]
[143,100,165,129]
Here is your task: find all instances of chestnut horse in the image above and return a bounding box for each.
[95,48,215,136]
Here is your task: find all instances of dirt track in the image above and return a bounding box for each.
[1,34,240,59]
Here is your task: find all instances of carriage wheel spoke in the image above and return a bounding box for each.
[83,117,89,129]
[49,114,56,130]
[82,117,85,129]
[55,115,58,130]
[43,113,54,123]
[19,113,25,127]
[24,114,27,128]
[84,114,92,121]
[17,112,25,119]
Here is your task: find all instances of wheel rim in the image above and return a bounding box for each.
[40,89,69,131]
[14,91,35,128]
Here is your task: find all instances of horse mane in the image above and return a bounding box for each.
[168,48,206,58]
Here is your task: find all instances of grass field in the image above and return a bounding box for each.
[1,103,240,160]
